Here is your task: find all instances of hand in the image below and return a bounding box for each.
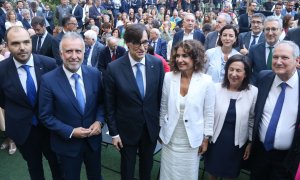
[72,127,92,138]
[243,143,252,160]
[240,44,249,56]
[112,136,123,151]
[198,139,209,155]
[88,121,102,137]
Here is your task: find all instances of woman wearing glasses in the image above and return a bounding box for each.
[205,25,240,83]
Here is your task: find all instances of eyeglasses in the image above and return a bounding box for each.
[132,40,149,48]
[251,20,262,24]
[265,28,279,32]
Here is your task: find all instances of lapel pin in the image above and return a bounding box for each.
[151,65,154,68]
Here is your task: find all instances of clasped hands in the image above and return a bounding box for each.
[72,121,102,138]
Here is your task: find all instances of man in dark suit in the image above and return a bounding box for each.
[89,0,105,28]
[239,13,266,55]
[0,26,63,180]
[248,16,282,84]
[284,26,300,49]
[204,13,231,50]
[251,40,300,180]
[44,4,55,34]
[21,9,32,30]
[15,0,23,21]
[238,1,257,33]
[104,24,164,180]
[172,13,205,48]
[98,36,126,72]
[71,0,83,30]
[149,28,167,60]
[39,32,104,180]
[31,16,55,59]
[83,29,105,67]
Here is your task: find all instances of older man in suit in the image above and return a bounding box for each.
[172,13,205,48]
[204,13,232,50]
[104,23,164,180]
[238,13,266,55]
[0,26,63,180]
[39,32,105,180]
[251,40,300,180]
[248,16,282,84]
[83,30,105,67]
[71,0,83,30]
[98,36,126,72]
[21,9,32,30]
[149,28,167,60]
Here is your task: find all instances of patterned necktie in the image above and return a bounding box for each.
[267,46,274,70]
[72,73,85,113]
[21,65,38,125]
[135,63,144,98]
[264,82,288,151]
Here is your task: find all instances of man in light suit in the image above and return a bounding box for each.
[83,30,105,67]
[251,40,300,180]
[248,16,282,84]
[204,13,232,50]
[238,13,266,55]
[0,26,63,180]
[98,36,126,72]
[104,23,164,180]
[39,32,104,180]
[149,28,167,60]
[172,13,205,48]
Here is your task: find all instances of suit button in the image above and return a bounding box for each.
[185,120,188,122]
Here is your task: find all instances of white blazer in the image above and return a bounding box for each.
[212,83,258,148]
[159,72,215,148]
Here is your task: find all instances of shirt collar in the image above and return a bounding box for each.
[274,71,298,89]
[63,65,83,80]
[13,54,34,69]
[128,53,146,67]
[184,29,194,36]
[265,42,278,48]
[251,31,262,37]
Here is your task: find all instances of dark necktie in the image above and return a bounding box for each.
[37,35,42,53]
[111,51,116,61]
[267,46,274,70]
[152,41,156,52]
[21,65,38,125]
[250,35,258,47]
[72,73,85,113]
[264,82,288,151]
[135,63,144,98]
[84,46,91,64]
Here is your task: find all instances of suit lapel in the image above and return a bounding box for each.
[82,66,93,114]
[172,72,181,113]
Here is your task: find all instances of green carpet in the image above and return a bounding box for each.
[0,132,250,180]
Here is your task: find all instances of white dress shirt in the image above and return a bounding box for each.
[14,55,38,93]
[249,31,262,47]
[259,72,299,150]
[37,31,48,51]
[183,30,194,41]
[129,53,146,95]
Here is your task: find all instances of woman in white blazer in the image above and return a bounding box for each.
[204,54,258,180]
[159,40,215,180]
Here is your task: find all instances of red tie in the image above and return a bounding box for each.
[111,52,116,61]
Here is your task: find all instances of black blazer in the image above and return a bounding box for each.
[72,5,83,29]
[238,13,250,33]
[32,33,55,58]
[284,27,300,48]
[0,54,57,145]
[98,46,126,72]
[248,42,267,84]
[172,29,205,48]
[104,53,164,145]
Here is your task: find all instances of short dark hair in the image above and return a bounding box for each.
[62,15,75,27]
[147,45,155,55]
[31,16,46,27]
[217,24,238,47]
[170,40,205,72]
[222,54,251,91]
[124,23,147,43]
[112,28,121,38]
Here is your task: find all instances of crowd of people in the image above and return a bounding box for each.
[0,0,300,180]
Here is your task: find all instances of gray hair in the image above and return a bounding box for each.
[106,36,118,44]
[218,13,232,25]
[59,32,85,53]
[275,40,300,58]
[151,28,161,37]
[84,30,97,41]
[90,25,99,34]
[22,8,30,15]
[264,16,283,29]
[252,13,266,23]
[184,13,195,21]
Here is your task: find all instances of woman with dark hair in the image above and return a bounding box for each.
[111,28,126,49]
[204,54,257,180]
[159,40,215,180]
[205,24,240,83]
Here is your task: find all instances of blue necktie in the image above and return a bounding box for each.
[135,63,144,98]
[250,35,258,47]
[264,82,288,151]
[21,65,38,126]
[72,73,85,113]
[84,46,91,65]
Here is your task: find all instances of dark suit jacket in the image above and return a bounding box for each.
[104,53,164,145]
[0,54,57,145]
[32,33,55,58]
[39,66,104,157]
[45,10,54,30]
[248,42,267,84]
[150,38,167,60]
[253,70,300,176]
[172,29,205,48]
[89,5,104,27]
[72,5,83,29]
[52,31,64,65]
[83,41,105,67]
[204,31,218,50]
[284,27,300,48]
[22,19,31,29]
[238,31,265,50]
[98,46,126,72]
[238,13,250,33]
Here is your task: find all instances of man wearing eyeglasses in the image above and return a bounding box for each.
[248,16,282,84]
[238,1,257,33]
[104,23,164,180]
